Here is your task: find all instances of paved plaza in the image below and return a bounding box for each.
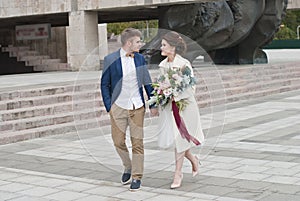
[0,86,300,200]
[0,49,300,200]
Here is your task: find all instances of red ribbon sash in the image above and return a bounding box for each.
[172,101,201,146]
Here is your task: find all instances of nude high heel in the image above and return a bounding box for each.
[192,155,200,177]
[170,173,183,189]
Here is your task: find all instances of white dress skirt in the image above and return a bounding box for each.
[157,54,205,153]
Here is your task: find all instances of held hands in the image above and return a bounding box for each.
[150,108,159,117]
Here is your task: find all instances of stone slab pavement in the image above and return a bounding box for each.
[0,87,300,201]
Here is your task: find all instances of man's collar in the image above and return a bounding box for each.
[120,48,135,58]
[120,48,127,57]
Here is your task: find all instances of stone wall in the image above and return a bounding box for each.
[14,27,67,63]
[66,11,100,71]
[0,25,108,69]
[0,0,216,18]
[1,0,298,19]
[0,0,71,17]
[288,0,300,9]
[0,27,67,62]
[77,0,203,10]
[98,24,108,60]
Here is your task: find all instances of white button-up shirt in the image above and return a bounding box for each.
[115,48,143,110]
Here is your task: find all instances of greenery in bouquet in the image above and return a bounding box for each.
[148,66,196,111]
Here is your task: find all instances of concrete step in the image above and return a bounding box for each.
[198,64,300,78]
[51,63,70,71]
[0,109,106,134]
[1,69,299,112]
[0,78,288,112]
[0,118,102,145]
[2,46,30,53]
[195,70,300,91]
[1,62,300,144]
[0,90,101,111]
[42,59,61,65]
[20,55,50,62]
[0,81,98,101]
[1,45,68,73]
[16,51,40,60]
[34,63,70,71]
[0,69,298,107]
[194,62,300,76]
[0,99,102,122]
[0,107,105,133]
[223,77,300,96]
[150,64,300,88]
[197,82,300,108]
[195,77,300,100]
[8,47,32,57]
[25,58,61,66]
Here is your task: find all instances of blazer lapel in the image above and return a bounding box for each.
[115,50,123,77]
[133,53,143,68]
[134,54,142,87]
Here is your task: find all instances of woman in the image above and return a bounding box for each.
[157,31,205,189]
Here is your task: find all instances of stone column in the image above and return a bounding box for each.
[98,23,108,70]
[98,23,108,61]
[67,10,99,71]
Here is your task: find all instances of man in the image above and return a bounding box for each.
[101,28,158,191]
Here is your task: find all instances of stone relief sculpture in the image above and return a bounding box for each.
[142,0,288,65]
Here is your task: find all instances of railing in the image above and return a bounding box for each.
[264,39,300,49]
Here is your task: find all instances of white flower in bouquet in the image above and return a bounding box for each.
[148,66,196,111]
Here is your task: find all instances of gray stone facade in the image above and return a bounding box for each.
[0,0,299,71]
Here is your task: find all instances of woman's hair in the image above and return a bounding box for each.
[162,31,187,55]
[120,28,142,46]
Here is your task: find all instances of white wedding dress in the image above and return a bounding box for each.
[157,54,205,153]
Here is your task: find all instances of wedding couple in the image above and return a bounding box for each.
[100,28,204,191]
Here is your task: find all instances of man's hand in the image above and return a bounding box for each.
[150,108,159,116]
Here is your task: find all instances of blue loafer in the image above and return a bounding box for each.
[130,179,141,191]
[121,173,131,185]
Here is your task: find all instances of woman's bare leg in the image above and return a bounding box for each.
[184,149,199,174]
[171,149,185,188]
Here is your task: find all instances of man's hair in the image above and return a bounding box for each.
[120,28,142,46]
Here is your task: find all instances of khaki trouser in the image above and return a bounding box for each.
[109,104,145,180]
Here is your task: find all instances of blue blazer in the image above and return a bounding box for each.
[100,49,154,112]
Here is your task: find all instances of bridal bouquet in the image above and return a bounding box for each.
[148,66,196,111]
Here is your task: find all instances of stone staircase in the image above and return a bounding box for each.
[0,61,300,145]
[0,80,104,144]
[1,45,70,72]
[193,62,300,107]
[0,48,34,75]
